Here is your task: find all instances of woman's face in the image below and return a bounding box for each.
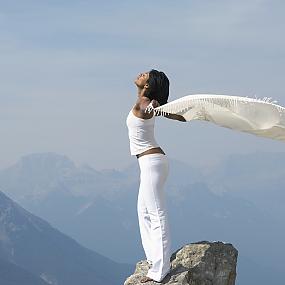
[134,71,149,88]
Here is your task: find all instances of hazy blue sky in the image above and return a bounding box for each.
[1,0,284,171]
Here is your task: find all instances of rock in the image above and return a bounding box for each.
[124,240,238,285]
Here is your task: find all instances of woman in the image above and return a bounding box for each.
[126,69,185,283]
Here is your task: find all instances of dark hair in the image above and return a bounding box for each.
[144,69,169,105]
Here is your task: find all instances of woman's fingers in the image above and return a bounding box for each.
[151,99,160,108]
[145,102,154,113]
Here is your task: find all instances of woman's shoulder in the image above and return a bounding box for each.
[133,97,149,110]
[133,98,154,119]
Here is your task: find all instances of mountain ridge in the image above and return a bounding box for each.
[0,190,133,285]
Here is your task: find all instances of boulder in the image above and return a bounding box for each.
[124,241,238,285]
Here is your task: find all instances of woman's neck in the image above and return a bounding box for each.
[137,87,144,98]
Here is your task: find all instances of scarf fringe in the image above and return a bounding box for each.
[153,94,285,117]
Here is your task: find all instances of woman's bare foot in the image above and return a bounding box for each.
[140,276,155,283]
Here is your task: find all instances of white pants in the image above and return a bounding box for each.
[137,153,171,282]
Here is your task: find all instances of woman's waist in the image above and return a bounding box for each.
[136,147,166,159]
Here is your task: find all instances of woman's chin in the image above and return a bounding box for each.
[134,81,141,87]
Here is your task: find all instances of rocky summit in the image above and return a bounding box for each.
[124,241,238,285]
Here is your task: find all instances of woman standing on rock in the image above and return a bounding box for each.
[126,69,185,283]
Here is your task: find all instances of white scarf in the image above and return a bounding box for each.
[149,94,285,142]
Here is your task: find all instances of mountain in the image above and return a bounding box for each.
[0,258,50,285]
[0,152,205,263]
[0,151,284,285]
[204,151,285,222]
[0,152,129,204]
[0,190,133,285]
[0,152,204,204]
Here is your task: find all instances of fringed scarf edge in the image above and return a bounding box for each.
[153,94,285,117]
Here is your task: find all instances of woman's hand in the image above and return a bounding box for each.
[150,99,160,108]
[144,99,187,122]
[145,99,160,114]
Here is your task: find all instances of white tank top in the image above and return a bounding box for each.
[126,108,160,156]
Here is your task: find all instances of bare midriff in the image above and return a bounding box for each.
[136,147,165,159]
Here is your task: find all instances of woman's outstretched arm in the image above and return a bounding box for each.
[147,100,186,122]
[160,112,186,122]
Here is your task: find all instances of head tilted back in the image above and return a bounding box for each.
[145,69,169,106]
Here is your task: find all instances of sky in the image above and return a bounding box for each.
[0,0,285,171]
